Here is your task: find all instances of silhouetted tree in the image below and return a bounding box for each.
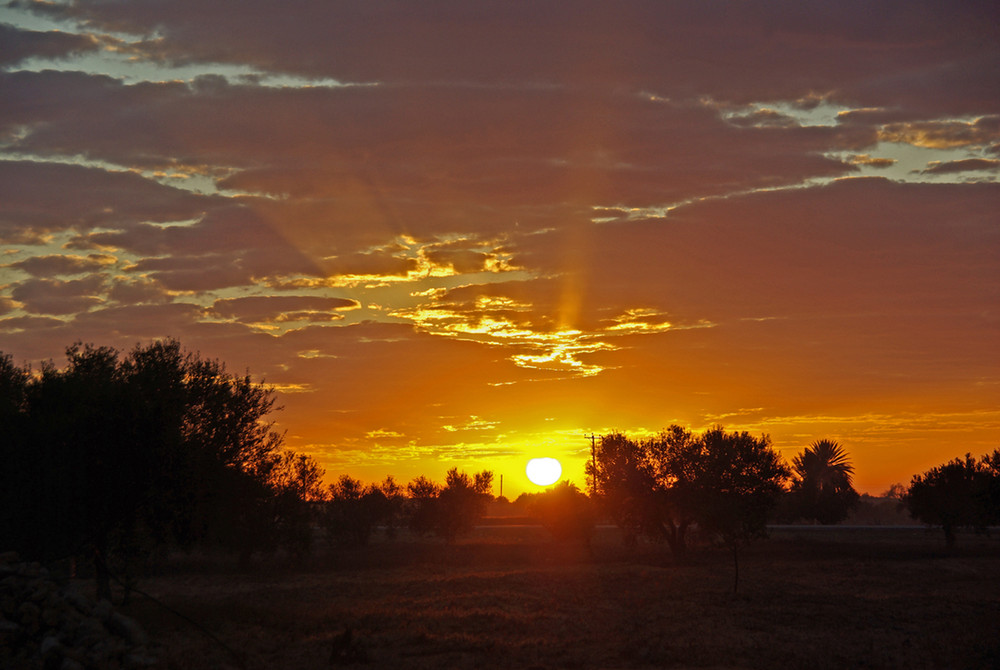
[530,481,596,545]
[266,451,326,555]
[375,475,407,538]
[904,452,998,549]
[691,427,789,593]
[325,475,398,545]
[400,469,493,541]
[169,347,295,566]
[586,432,658,546]
[0,352,27,436]
[588,426,788,585]
[789,439,859,524]
[643,425,702,557]
[15,343,159,599]
[402,475,438,536]
[0,339,316,595]
[586,427,700,557]
[0,354,28,541]
[884,482,907,501]
[982,450,1000,525]
[436,468,494,541]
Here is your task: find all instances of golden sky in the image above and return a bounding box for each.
[1,1,998,498]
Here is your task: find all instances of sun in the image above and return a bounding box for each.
[526,457,562,486]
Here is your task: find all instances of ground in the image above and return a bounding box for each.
[114,526,999,669]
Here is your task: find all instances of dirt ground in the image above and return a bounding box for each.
[115,526,1000,669]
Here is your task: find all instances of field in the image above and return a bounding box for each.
[118,526,1000,669]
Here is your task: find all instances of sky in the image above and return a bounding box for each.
[1,1,998,499]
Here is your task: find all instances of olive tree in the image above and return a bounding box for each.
[404,469,493,541]
[689,428,789,593]
[587,426,788,590]
[0,339,317,597]
[905,452,999,549]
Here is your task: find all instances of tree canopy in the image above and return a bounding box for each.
[0,340,323,597]
[789,439,860,525]
[904,451,1000,548]
[529,481,596,546]
[587,425,789,585]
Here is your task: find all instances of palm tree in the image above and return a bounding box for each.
[790,439,859,524]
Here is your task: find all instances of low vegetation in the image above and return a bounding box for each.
[105,527,1000,669]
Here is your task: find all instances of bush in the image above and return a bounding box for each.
[530,481,595,545]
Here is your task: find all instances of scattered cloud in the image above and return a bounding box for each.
[879,117,1000,149]
[7,253,116,277]
[210,295,360,325]
[921,158,1000,175]
[0,23,99,66]
[847,154,897,168]
[10,276,105,315]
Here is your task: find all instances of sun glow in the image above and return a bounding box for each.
[525,457,562,486]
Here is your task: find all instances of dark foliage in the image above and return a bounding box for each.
[904,450,1000,548]
[404,475,442,537]
[585,432,658,546]
[403,469,493,541]
[585,430,699,554]
[587,426,788,591]
[586,426,787,566]
[0,340,323,596]
[787,439,860,524]
[436,468,494,541]
[686,428,789,593]
[325,475,404,545]
[643,425,703,556]
[529,481,596,545]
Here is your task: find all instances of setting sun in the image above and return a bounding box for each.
[0,3,996,668]
[526,458,562,487]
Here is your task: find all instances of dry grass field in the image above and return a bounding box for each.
[117,526,1000,670]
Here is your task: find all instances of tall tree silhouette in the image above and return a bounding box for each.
[586,432,657,546]
[904,452,998,549]
[405,475,442,537]
[691,427,789,593]
[586,427,706,557]
[589,426,787,575]
[325,475,399,545]
[790,439,859,524]
[644,426,702,557]
[401,469,493,541]
[436,468,494,541]
[0,339,317,595]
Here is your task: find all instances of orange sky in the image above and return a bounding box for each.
[1,1,998,498]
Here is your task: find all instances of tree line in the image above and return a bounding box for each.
[0,340,498,598]
[581,428,998,549]
[2,340,998,597]
[0,340,326,599]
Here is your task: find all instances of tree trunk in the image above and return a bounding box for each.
[943,524,956,551]
[662,520,688,559]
